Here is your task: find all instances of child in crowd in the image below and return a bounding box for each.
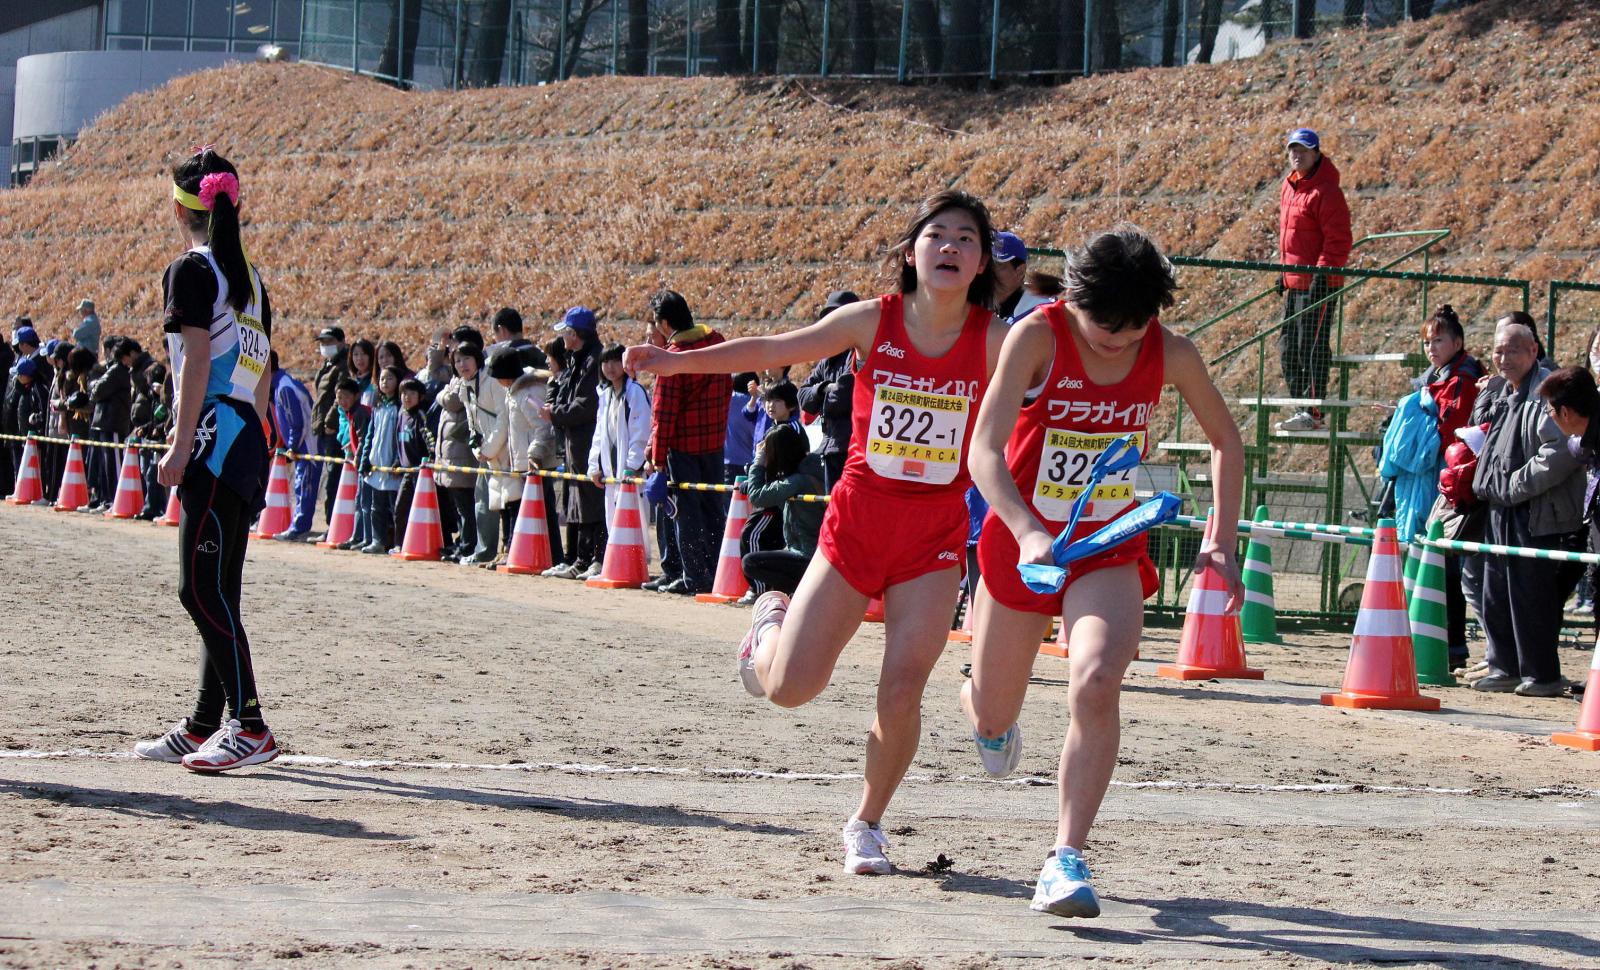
[392,378,437,548]
[480,345,556,568]
[333,377,372,549]
[756,380,803,442]
[2,359,49,474]
[357,366,405,554]
[349,338,375,405]
[739,423,826,599]
[434,342,484,562]
[588,342,651,550]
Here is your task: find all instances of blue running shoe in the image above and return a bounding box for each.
[973,724,1022,778]
[1030,850,1100,918]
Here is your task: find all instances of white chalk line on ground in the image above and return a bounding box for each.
[2,748,1596,800]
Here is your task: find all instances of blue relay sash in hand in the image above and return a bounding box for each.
[1017,434,1182,595]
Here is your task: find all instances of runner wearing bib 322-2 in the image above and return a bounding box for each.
[817,293,990,598]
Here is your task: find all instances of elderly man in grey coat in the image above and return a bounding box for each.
[1470,320,1585,696]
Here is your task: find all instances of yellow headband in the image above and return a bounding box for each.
[173,184,207,211]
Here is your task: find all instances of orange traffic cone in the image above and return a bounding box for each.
[7,436,43,505]
[105,443,145,519]
[1158,508,1262,681]
[698,480,752,603]
[948,589,974,643]
[1040,617,1070,659]
[251,453,293,537]
[159,486,181,526]
[1321,518,1439,711]
[500,472,552,573]
[316,462,358,548]
[865,595,885,623]
[53,439,89,512]
[1552,641,1600,751]
[587,481,649,589]
[395,467,444,561]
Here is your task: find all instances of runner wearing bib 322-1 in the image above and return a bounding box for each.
[816,293,990,597]
[977,300,1164,613]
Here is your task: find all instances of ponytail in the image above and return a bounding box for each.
[172,149,251,313]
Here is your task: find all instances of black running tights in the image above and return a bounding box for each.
[177,473,265,731]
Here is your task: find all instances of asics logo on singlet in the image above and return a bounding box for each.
[1056,377,1085,390]
[938,551,960,562]
[876,341,907,359]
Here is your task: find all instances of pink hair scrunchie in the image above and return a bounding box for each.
[197,172,240,211]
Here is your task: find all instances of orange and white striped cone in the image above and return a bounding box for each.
[395,467,444,562]
[698,479,752,603]
[159,486,182,526]
[499,472,552,574]
[7,436,43,505]
[864,595,885,623]
[105,443,145,519]
[1157,508,1262,681]
[1552,640,1600,752]
[53,439,89,512]
[1321,518,1440,711]
[251,453,293,537]
[587,481,649,589]
[316,462,358,548]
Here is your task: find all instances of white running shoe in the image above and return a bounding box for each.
[974,723,1023,778]
[181,719,280,773]
[1031,850,1100,918]
[133,719,210,764]
[842,818,892,875]
[737,591,789,697]
[577,562,603,581]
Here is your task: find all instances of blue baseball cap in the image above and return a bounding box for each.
[993,231,1028,264]
[12,325,39,347]
[15,357,38,379]
[1287,128,1320,150]
[555,306,596,334]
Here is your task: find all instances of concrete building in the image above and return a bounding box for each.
[3,0,299,186]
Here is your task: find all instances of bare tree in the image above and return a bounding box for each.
[710,0,744,73]
[1160,0,1180,66]
[946,0,984,78]
[468,0,511,85]
[377,0,424,85]
[1293,0,1314,38]
[846,0,877,74]
[909,0,942,73]
[1197,0,1223,63]
[1096,0,1121,70]
[625,0,649,73]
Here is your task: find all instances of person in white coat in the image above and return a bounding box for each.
[588,343,652,548]
[481,355,560,566]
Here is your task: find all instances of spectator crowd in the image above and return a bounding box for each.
[0,126,1589,703]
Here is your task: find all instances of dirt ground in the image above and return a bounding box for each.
[1,502,1597,969]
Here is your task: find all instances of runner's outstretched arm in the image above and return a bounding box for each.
[969,314,1056,568]
[624,301,879,378]
[1165,329,1246,611]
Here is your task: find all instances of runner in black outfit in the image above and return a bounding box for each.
[133,149,280,772]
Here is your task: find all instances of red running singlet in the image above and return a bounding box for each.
[840,293,990,497]
[978,301,1165,613]
[818,294,991,597]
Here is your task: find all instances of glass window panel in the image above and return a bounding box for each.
[149,0,189,33]
[106,0,150,33]
[17,141,35,165]
[193,38,230,50]
[192,0,231,36]
[107,36,148,50]
[149,36,188,49]
[234,0,273,38]
[275,0,301,39]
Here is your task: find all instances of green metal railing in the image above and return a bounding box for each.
[1548,279,1600,364]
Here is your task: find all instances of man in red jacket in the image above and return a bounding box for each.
[1276,128,1352,432]
[644,289,732,595]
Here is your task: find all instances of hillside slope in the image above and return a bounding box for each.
[2,0,1596,389]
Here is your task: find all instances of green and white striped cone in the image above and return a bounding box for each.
[1241,505,1282,644]
[1407,519,1456,686]
[1402,534,1420,603]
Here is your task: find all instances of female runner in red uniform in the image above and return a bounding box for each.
[626,190,1007,875]
[963,227,1244,917]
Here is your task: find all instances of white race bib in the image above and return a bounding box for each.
[229,312,269,392]
[866,385,968,485]
[1032,429,1145,522]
